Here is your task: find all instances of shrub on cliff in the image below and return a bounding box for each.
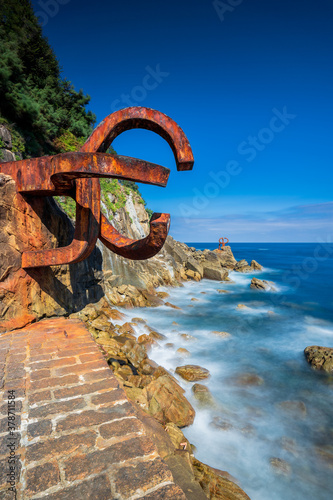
[0,0,95,157]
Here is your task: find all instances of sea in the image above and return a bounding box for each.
[118,243,333,500]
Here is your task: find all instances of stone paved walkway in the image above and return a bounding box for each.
[0,318,186,499]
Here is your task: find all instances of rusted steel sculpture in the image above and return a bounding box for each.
[218,237,229,250]
[0,107,194,267]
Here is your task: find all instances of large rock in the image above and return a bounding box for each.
[176,365,210,381]
[186,257,203,277]
[143,374,195,428]
[0,149,16,162]
[213,246,238,269]
[234,260,252,273]
[304,346,333,373]
[250,277,276,291]
[203,266,229,281]
[251,260,263,271]
[0,126,12,149]
[192,458,251,500]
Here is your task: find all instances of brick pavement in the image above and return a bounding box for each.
[0,318,186,499]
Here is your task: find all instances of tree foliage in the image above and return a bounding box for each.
[0,0,96,157]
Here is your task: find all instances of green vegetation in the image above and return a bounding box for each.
[0,0,154,222]
[0,0,95,158]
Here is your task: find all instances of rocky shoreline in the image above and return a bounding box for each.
[70,295,252,500]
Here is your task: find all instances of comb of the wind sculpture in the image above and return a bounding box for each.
[0,107,194,267]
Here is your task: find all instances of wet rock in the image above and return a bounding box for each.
[165,302,182,310]
[117,322,135,335]
[165,343,175,349]
[140,359,158,375]
[280,437,299,457]
[191,297,199,302]
[212,331,231,339]
[251,260,263,271]
[137,334,158,351]
[165,422,192,453]
[131,317,147,323]
[232,373,264,386]
[148,330,167,340]
[217,289,230,294]
[179,333,197,342]
[270,457,292,476]
[192,384,215,407]
[177,348,191,357]
[176,365,210,382]
[157,291,170,299]
[277,400,307,418]
[250,277,276,291]
[304,346,333,373]
[210,417,233,431]
[237,304,249,310]
[234,260,252,273]
[101,308,125,320]
[315,445,333,469]
[240,425,256,437]
[143,374,195,427]
[192,458,251,500]
[122,341,147,368]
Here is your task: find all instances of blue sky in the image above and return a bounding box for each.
[31,0,333,242]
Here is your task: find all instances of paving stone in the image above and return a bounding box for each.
[25,462,60,496]
[64,437,156,481]
[29,397,86,419]
[99,417,143,440]
[56,403,135,432]
[45,474,113,500]
[27,420,52,439]
[113,458,174,497]
[26,431,96,462]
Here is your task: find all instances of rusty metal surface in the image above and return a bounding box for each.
[218,237,229,250]
[0,107,194,267]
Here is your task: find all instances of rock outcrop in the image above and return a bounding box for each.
[175,365,210,382]
[304,346,333,373]
[250,277,276,291]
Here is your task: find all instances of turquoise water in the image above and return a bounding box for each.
[119,243,333,500]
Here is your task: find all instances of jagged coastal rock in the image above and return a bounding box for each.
[250,277,276,291]
[175,365,211,382]
[304,346,333,373]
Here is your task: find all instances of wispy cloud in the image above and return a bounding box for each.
[170,202,333,242]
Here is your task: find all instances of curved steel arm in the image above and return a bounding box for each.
[80,107,194,260]
[82,107,194,171]
[99,213,170,260]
